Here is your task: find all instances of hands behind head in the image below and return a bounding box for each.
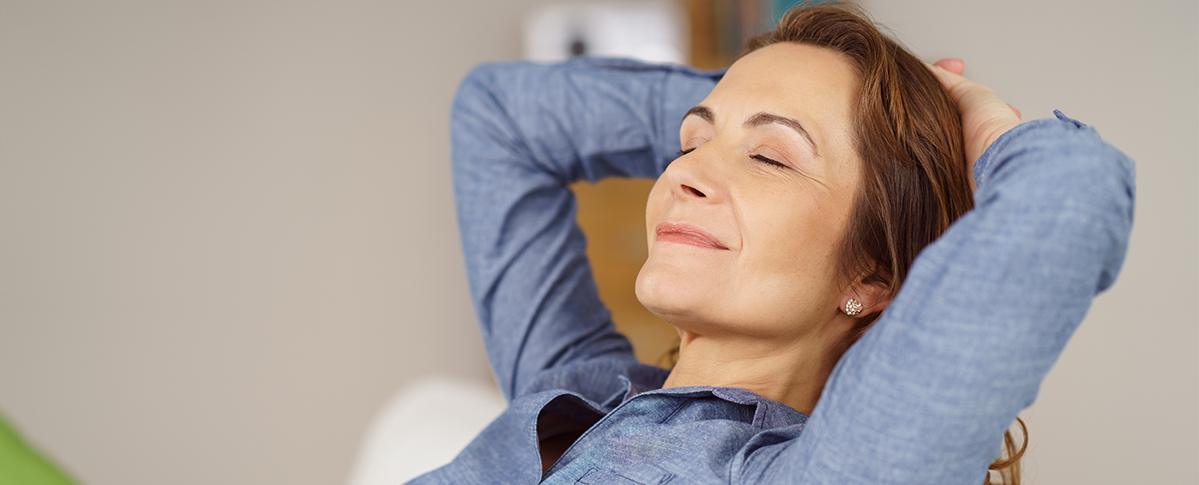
[926,58,1023,192]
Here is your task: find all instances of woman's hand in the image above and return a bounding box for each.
[926,58,1023,191]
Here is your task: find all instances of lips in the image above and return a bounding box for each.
[654,222,730,250]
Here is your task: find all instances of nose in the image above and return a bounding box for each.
[680,182,707,198]
[668,155,723,203]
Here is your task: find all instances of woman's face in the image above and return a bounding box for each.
[635,42,864,340]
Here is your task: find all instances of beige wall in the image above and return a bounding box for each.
[0,1,553,484]
[0,1,1194,485]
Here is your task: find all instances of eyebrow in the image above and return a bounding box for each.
[682,105,821,158]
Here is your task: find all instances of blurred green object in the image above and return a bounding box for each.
[0,413,74,485]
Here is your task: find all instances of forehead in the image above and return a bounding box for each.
[696,42,859,141]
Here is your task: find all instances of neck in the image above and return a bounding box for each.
[661,326,850,416]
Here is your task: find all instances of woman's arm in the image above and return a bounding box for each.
[448,57,722,402]
[747,110,1136,483]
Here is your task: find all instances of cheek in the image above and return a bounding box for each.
[737,193,844,292]
[721,196,846,332]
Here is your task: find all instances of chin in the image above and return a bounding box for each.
[635,258,712,321]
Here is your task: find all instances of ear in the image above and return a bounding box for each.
[839,267,893,317]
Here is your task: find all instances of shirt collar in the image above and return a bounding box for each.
[603,369,810,430]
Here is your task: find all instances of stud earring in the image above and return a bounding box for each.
[843,298,863,317]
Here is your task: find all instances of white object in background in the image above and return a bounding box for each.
[523,0,688,64]
[345,376,507,485]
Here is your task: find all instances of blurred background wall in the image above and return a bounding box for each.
[0,1,1194,484]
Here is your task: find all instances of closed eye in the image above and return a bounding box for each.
[677,148,790,170]
[750,154,789,169]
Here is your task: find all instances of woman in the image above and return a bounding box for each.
[413,3,1135,484]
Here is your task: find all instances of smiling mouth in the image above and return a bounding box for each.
[654,222,729,250]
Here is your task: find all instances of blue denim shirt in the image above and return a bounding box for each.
[410,56,1136,484]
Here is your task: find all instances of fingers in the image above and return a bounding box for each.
[925,59,1021,120]
[933,57,965,75]
[924,61,971,101]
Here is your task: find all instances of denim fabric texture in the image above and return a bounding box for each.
[408,56,1136,484]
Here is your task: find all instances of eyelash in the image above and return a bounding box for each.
[676,147,789,170]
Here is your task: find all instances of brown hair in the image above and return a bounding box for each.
[658,2,1028,483]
